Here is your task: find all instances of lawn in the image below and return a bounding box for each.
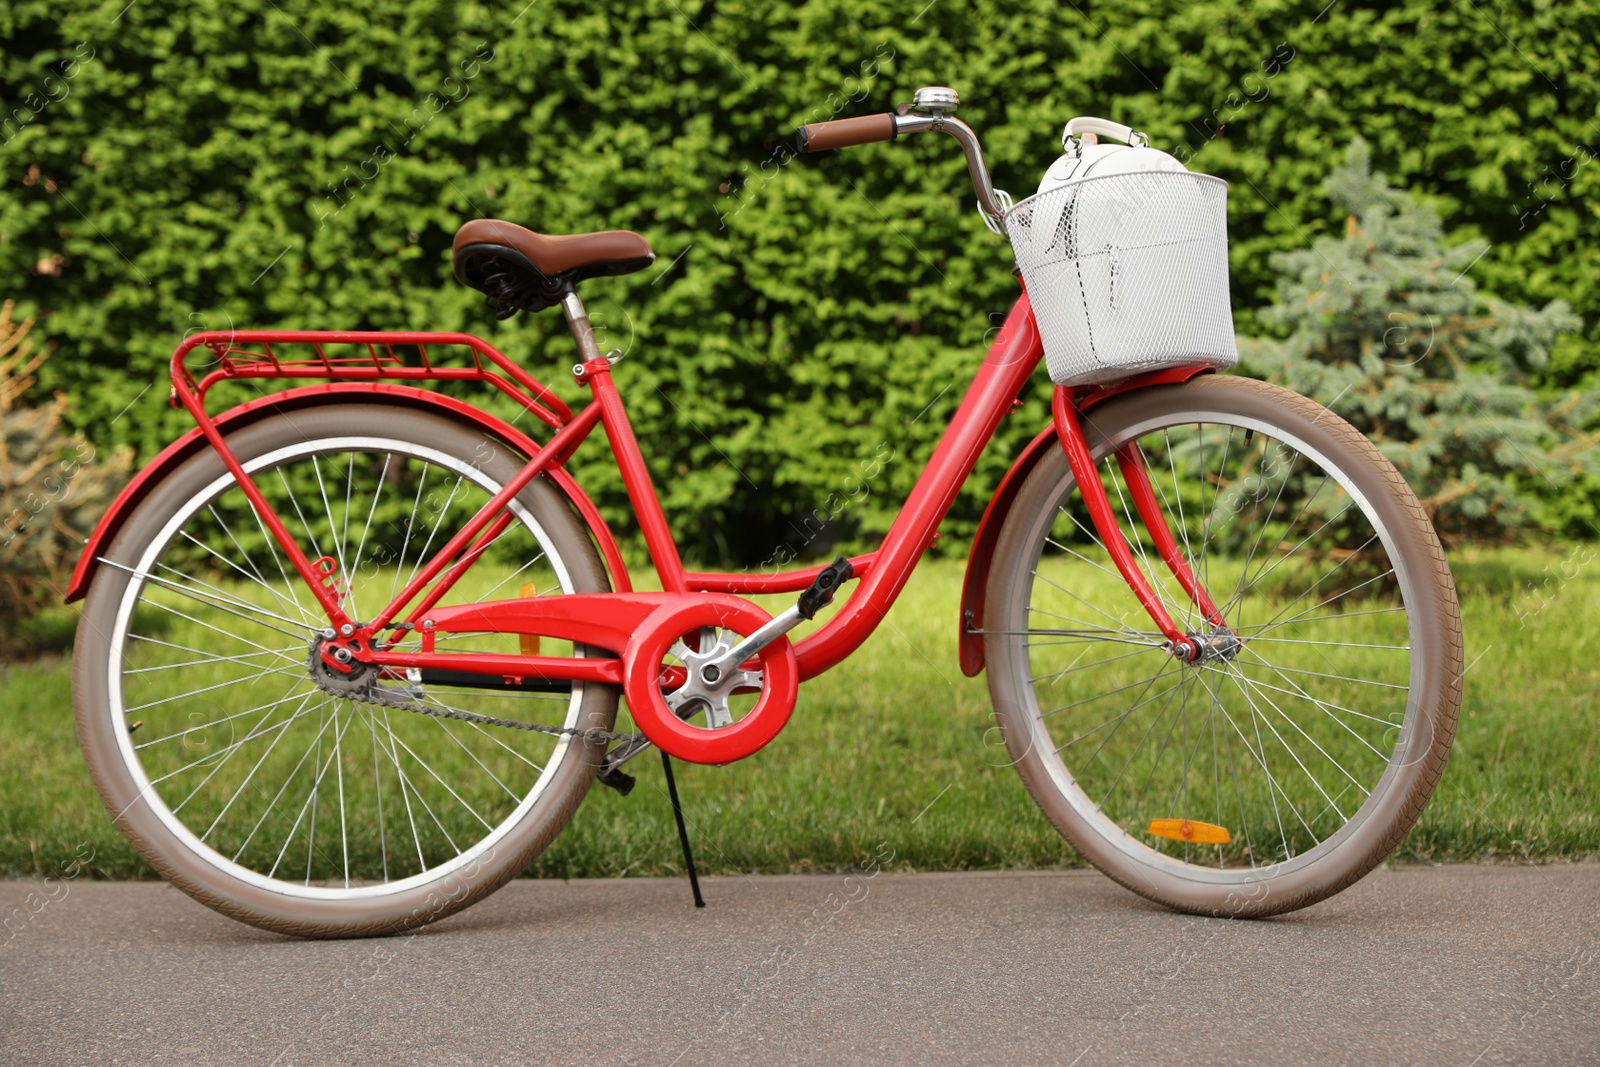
[1,546,1596,881]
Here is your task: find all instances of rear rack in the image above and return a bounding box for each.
[173,329,573,430]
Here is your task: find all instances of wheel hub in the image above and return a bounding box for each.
[307,632,378,695]
[1178,627,1242,666]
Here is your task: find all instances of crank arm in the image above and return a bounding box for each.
[601,734,653,774]
[708,557,854,674]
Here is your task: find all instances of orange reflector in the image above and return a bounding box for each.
[1147,818,1231,845]
[519,582,541,656]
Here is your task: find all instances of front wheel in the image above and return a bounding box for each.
[74,403,619,937]
[985,375,1463,917]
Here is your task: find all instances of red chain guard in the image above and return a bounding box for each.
[623,600,799,765]
[417,591,798,764]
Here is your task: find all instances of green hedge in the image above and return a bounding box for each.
[2,0,1596,563]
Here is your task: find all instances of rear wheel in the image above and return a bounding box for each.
[74,403,618,937]
[985,375,1462,916]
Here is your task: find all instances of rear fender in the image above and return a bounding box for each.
[958,367,1214,676]
[65,384,631,602]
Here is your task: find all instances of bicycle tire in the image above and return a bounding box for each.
[74,403,618,937]
[984,375,1462,917]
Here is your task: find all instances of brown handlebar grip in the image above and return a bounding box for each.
[796,113,897,153]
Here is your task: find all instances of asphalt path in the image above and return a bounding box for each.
[2,865,1595,1066]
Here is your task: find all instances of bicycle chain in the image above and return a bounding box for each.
[307,659,641,744]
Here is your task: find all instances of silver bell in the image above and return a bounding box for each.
[910,86,959,114]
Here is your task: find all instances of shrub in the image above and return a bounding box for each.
[2,1,1596,561]
[0,301,130,653]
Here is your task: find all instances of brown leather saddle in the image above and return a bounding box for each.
[452,219,654,319]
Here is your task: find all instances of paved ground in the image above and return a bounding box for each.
[1,865,1595,1066]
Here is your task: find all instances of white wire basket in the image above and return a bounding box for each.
[1005,170,1239,387]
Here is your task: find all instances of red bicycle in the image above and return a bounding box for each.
[70,89,1462,937]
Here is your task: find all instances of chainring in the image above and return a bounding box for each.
[622,601,799,764]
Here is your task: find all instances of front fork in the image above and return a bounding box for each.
[1051,388,1227,662]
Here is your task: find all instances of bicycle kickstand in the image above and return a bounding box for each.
[656,558,856,910]
[660,751,705,908]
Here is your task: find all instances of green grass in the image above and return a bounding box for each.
[3,547,1597,881]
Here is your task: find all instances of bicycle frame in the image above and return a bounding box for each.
[105,286,1218,700]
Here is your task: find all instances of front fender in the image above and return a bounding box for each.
[958,367,1214,676]
[958,424,1058,676]
[65,383,631,602]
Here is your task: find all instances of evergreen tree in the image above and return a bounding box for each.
[1241,140,1594,542]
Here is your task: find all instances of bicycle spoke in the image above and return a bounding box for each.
[1232,655,1395,759]
[1031,569,1153,640]
[276,466,329,572]
[265,704,348,882]
[1026,603,1160,641]
[1237,656,1409,691]
[375,717,494,832]
[399,472,467,604]
[102,556,315,638]
[1052,670,1191,753]
[1095,669,1195,811]
[388,461,431,607]
[345,452,393,622]
[1030,644,1167,684]
[1215,663,1351,821]
[170,677,312,815]
[369,703,389,883]
[135,676,319,750]
[125,644,298,676]
[1204,671,1304,855]
[365,710,466,853]
[470,538,548,602]
[1240,563,1399,639]
[230,702,342,865]
[1040,661,1185,720]
[429,717,521,803]
[198,688,324,839]
[1245,635,1409,651]
[183,520,315,627]
[1106,452,1187,629]
[369,707,428,872]
[148,697,323,789]
[417,693,549,772]
[1221,445,1302,620]
[124,664,308,715]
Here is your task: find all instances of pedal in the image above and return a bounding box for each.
[797,556,855,619]
[596,766,636,796]
[597,734,652,795]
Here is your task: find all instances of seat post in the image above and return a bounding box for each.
[560,291,606,364]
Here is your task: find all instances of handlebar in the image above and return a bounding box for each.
[795,101,1011,227]
[795,113,897,152]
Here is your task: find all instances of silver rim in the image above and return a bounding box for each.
[1009,407,1419,883]
[104,436,583,900]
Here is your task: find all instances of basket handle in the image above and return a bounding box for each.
[1063,116,1150,150]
